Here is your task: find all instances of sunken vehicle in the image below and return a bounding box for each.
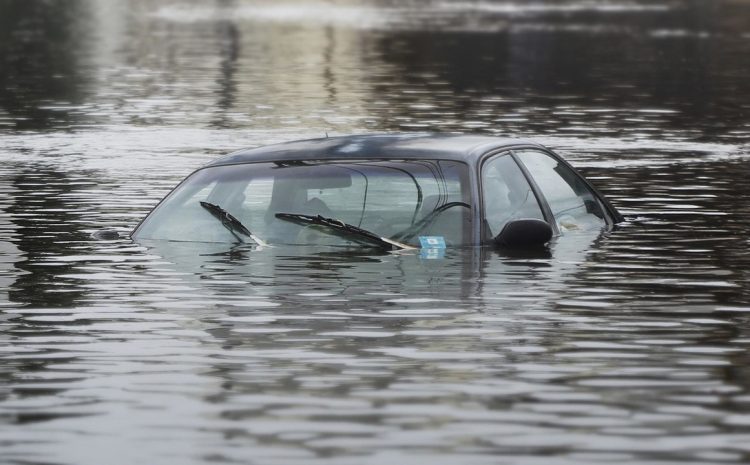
[132,134,622,250]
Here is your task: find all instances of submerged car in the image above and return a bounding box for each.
[131,134,622,250]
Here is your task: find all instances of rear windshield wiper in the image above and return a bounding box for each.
[200,201,267,246]
[275,213,413,251]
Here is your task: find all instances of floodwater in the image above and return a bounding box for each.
[1,0,750,464]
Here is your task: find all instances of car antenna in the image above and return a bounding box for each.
[325,131,329,138]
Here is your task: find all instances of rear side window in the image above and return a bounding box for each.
[515,150,606,232]
[481,154,544,237]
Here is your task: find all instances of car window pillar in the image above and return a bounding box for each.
[477,149,558,243]
[509,150,560,235]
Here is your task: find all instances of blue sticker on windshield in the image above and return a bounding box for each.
[420,247,445,260]
[419,236,446,249]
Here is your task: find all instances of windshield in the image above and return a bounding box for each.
[133,160,472,247]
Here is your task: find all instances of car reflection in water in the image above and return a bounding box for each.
[133,224,610,380]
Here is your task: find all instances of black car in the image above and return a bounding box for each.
[132,134,622,250]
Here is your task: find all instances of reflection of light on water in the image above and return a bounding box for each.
[2,127,744,175]
[535,137,748,168]
[437,1,673,14]
[0,174,24,308]
[153,2,394,28]
[650,29,713,39]
[0,127,325,173]
[153,1,674,31]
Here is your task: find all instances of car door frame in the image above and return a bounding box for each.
[477,145,623,245]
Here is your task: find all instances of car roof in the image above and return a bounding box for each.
[205,133,545,167]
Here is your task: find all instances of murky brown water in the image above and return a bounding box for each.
[2,1,750,464]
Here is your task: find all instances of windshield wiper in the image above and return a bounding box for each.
[274,213,414,250]
[200,201,267,246]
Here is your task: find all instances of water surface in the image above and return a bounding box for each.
[1,1,750,464]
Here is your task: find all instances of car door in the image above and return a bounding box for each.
[480,152,547,240]
[513,149,611,233]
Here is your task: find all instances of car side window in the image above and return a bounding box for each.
[481,154,545,237]
[514,150,606,232]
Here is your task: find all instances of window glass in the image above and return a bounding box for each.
[134,160,471,246]
[481,154,544,236]
[515,150,606,232]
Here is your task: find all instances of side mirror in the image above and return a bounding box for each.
[494,218,553,248]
